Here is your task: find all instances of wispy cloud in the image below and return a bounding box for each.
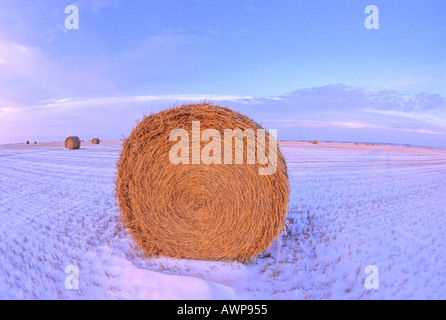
[364,109,446,128]
[33,94,254,110]
[264,119,369,129]
[263,119,446,136]
[2,84,446,146]
[0,40,40,76]
[282,84,446,112]
[376,78,432,91]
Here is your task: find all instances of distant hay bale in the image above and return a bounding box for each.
[91,138,100,145]
[34,141,37,144]
[116,103,290,263]
[355,142,359,146]
[65,136,81,150]
[312,140,318,145]
[26,141,30,145]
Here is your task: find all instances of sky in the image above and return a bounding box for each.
[0,0,445,146]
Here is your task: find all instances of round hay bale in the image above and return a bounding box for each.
[312,140,318,145]
[116,104,289,263]
[91,138,100,145]
[26,141,30,145]
[65,136,81,150]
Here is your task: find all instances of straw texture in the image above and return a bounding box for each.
[116,104,289,263]
[65,136,81,150]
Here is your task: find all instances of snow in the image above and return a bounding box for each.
[0,141,445,299]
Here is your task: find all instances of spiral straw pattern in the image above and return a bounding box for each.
[116,104,289,263]
[65,136,81,150]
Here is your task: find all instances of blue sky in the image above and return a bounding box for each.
[0,0,445,146]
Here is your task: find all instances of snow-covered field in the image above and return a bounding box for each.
[0,141,445,300]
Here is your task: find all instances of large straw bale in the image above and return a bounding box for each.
[116,104,289,263]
